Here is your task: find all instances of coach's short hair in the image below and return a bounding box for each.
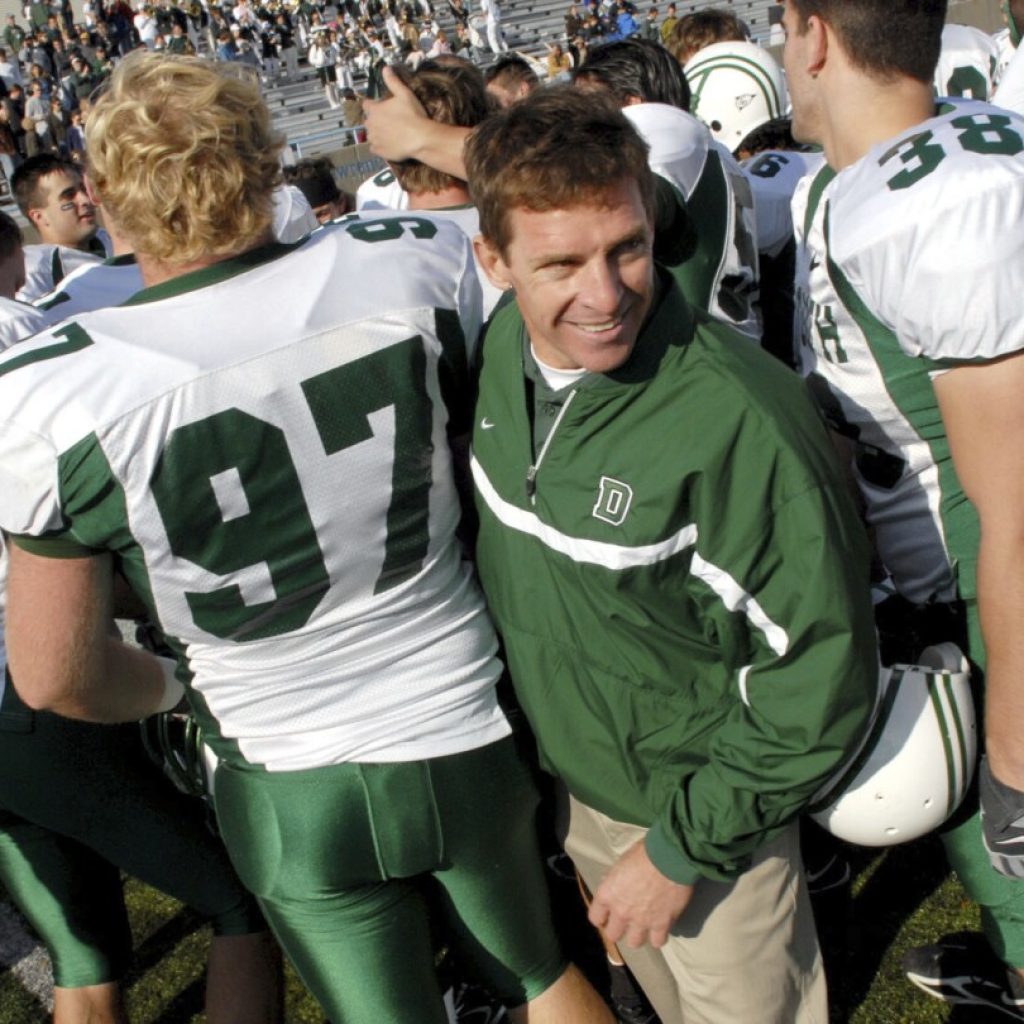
[788,0,945,84]
[573,38,690,111]
[387,59,490,195]
[86,53,283,265]
[466,85,653,256]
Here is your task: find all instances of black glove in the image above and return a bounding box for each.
[980,755,1024,880]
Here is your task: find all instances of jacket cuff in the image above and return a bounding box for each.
[644,822,704,886]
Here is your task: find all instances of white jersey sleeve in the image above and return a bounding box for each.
[827,103,1024,364]
[744,149,822,258]
[623,102,761,339]
[935,23,1000,100]
[18,243,106,303]
[622,101,713,199]
[356,166,410,211]
[271,182,319,242]
[995,35,1024,116]
[0,295,49,350]
[33,257,144,323]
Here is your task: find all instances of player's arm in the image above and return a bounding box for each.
[6,543,180,721]
[364,65,471,180]
[934,356,1024,794]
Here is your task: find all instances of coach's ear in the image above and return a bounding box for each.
[474,234,512,291]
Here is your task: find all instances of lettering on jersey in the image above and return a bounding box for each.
[345,217,439,243]
[749,152,791,179]
[813,303,848,364]
[880,113,1024,191]
[592,477,633,527]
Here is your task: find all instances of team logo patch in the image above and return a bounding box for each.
[735,92,756,111]
[592,476,633,526]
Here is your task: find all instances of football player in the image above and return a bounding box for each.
[0,53,611,1024]
[0,212,47,348]
[11,155,111,302]
[785,0,1024,1015]
[682,40,819,368]
[572,38,761,341]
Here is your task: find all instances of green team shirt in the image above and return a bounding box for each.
[472,272,878,884]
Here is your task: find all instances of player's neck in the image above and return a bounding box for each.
[821,74,935,172]
[409,185,472,210]
[136,231,275,288]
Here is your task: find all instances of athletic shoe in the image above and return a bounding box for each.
[451,982,509,1023]
[609,962,661,1024]
[903,936,1024,1019]
[805,852,851,896]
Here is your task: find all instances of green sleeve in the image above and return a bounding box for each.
[652,468,878,881]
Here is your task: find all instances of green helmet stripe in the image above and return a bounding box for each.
[685,52,783,117]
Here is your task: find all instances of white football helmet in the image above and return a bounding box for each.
[684,41,788,153]
[809,644,977,847]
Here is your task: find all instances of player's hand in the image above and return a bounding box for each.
[588,840,693,949]
[363,65,429,162]
[980,755,1024,879]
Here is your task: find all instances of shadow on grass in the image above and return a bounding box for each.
[810,830,951,1023]
[122,905,208,1023]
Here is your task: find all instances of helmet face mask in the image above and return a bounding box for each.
[809,644,977,847]
[684,41,788,154]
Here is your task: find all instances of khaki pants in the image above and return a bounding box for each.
[564,797,828,1024]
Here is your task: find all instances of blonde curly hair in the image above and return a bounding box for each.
[86,53,283,266]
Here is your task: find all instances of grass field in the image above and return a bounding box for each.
[0,831,1007,1023]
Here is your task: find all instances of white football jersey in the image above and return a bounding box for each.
[0,217,511,771]
[623,102,761,339]
[995,33,1024,116]
[742,148,822,258]
[18,240,109,303]
[33,255,144,324]
[934,23,1001,100]
[0,294,48,350]
[343,204,505,319]
[993,26,1016,82]
[794,101,1024,604]
[356,165,410,211]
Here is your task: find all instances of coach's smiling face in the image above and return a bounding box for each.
[475,176,655,374]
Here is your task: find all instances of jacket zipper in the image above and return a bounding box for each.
[526,388,578,506]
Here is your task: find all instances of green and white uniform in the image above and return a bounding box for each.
[33,254,143,324]
[935,23,1000,101]
[271,182,318,242]
[18,232,112,303]
[341,205,506,319]
[623,103,761,340]
[0,295,48,350]
[472,271,878,884]
[356,165,409,211]
[995,34,1024,116]
[743,148,822,368]
[0,534,265,989]
[0,217,565,1018]
[793,99,1024,965]
[0,221,508,772]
